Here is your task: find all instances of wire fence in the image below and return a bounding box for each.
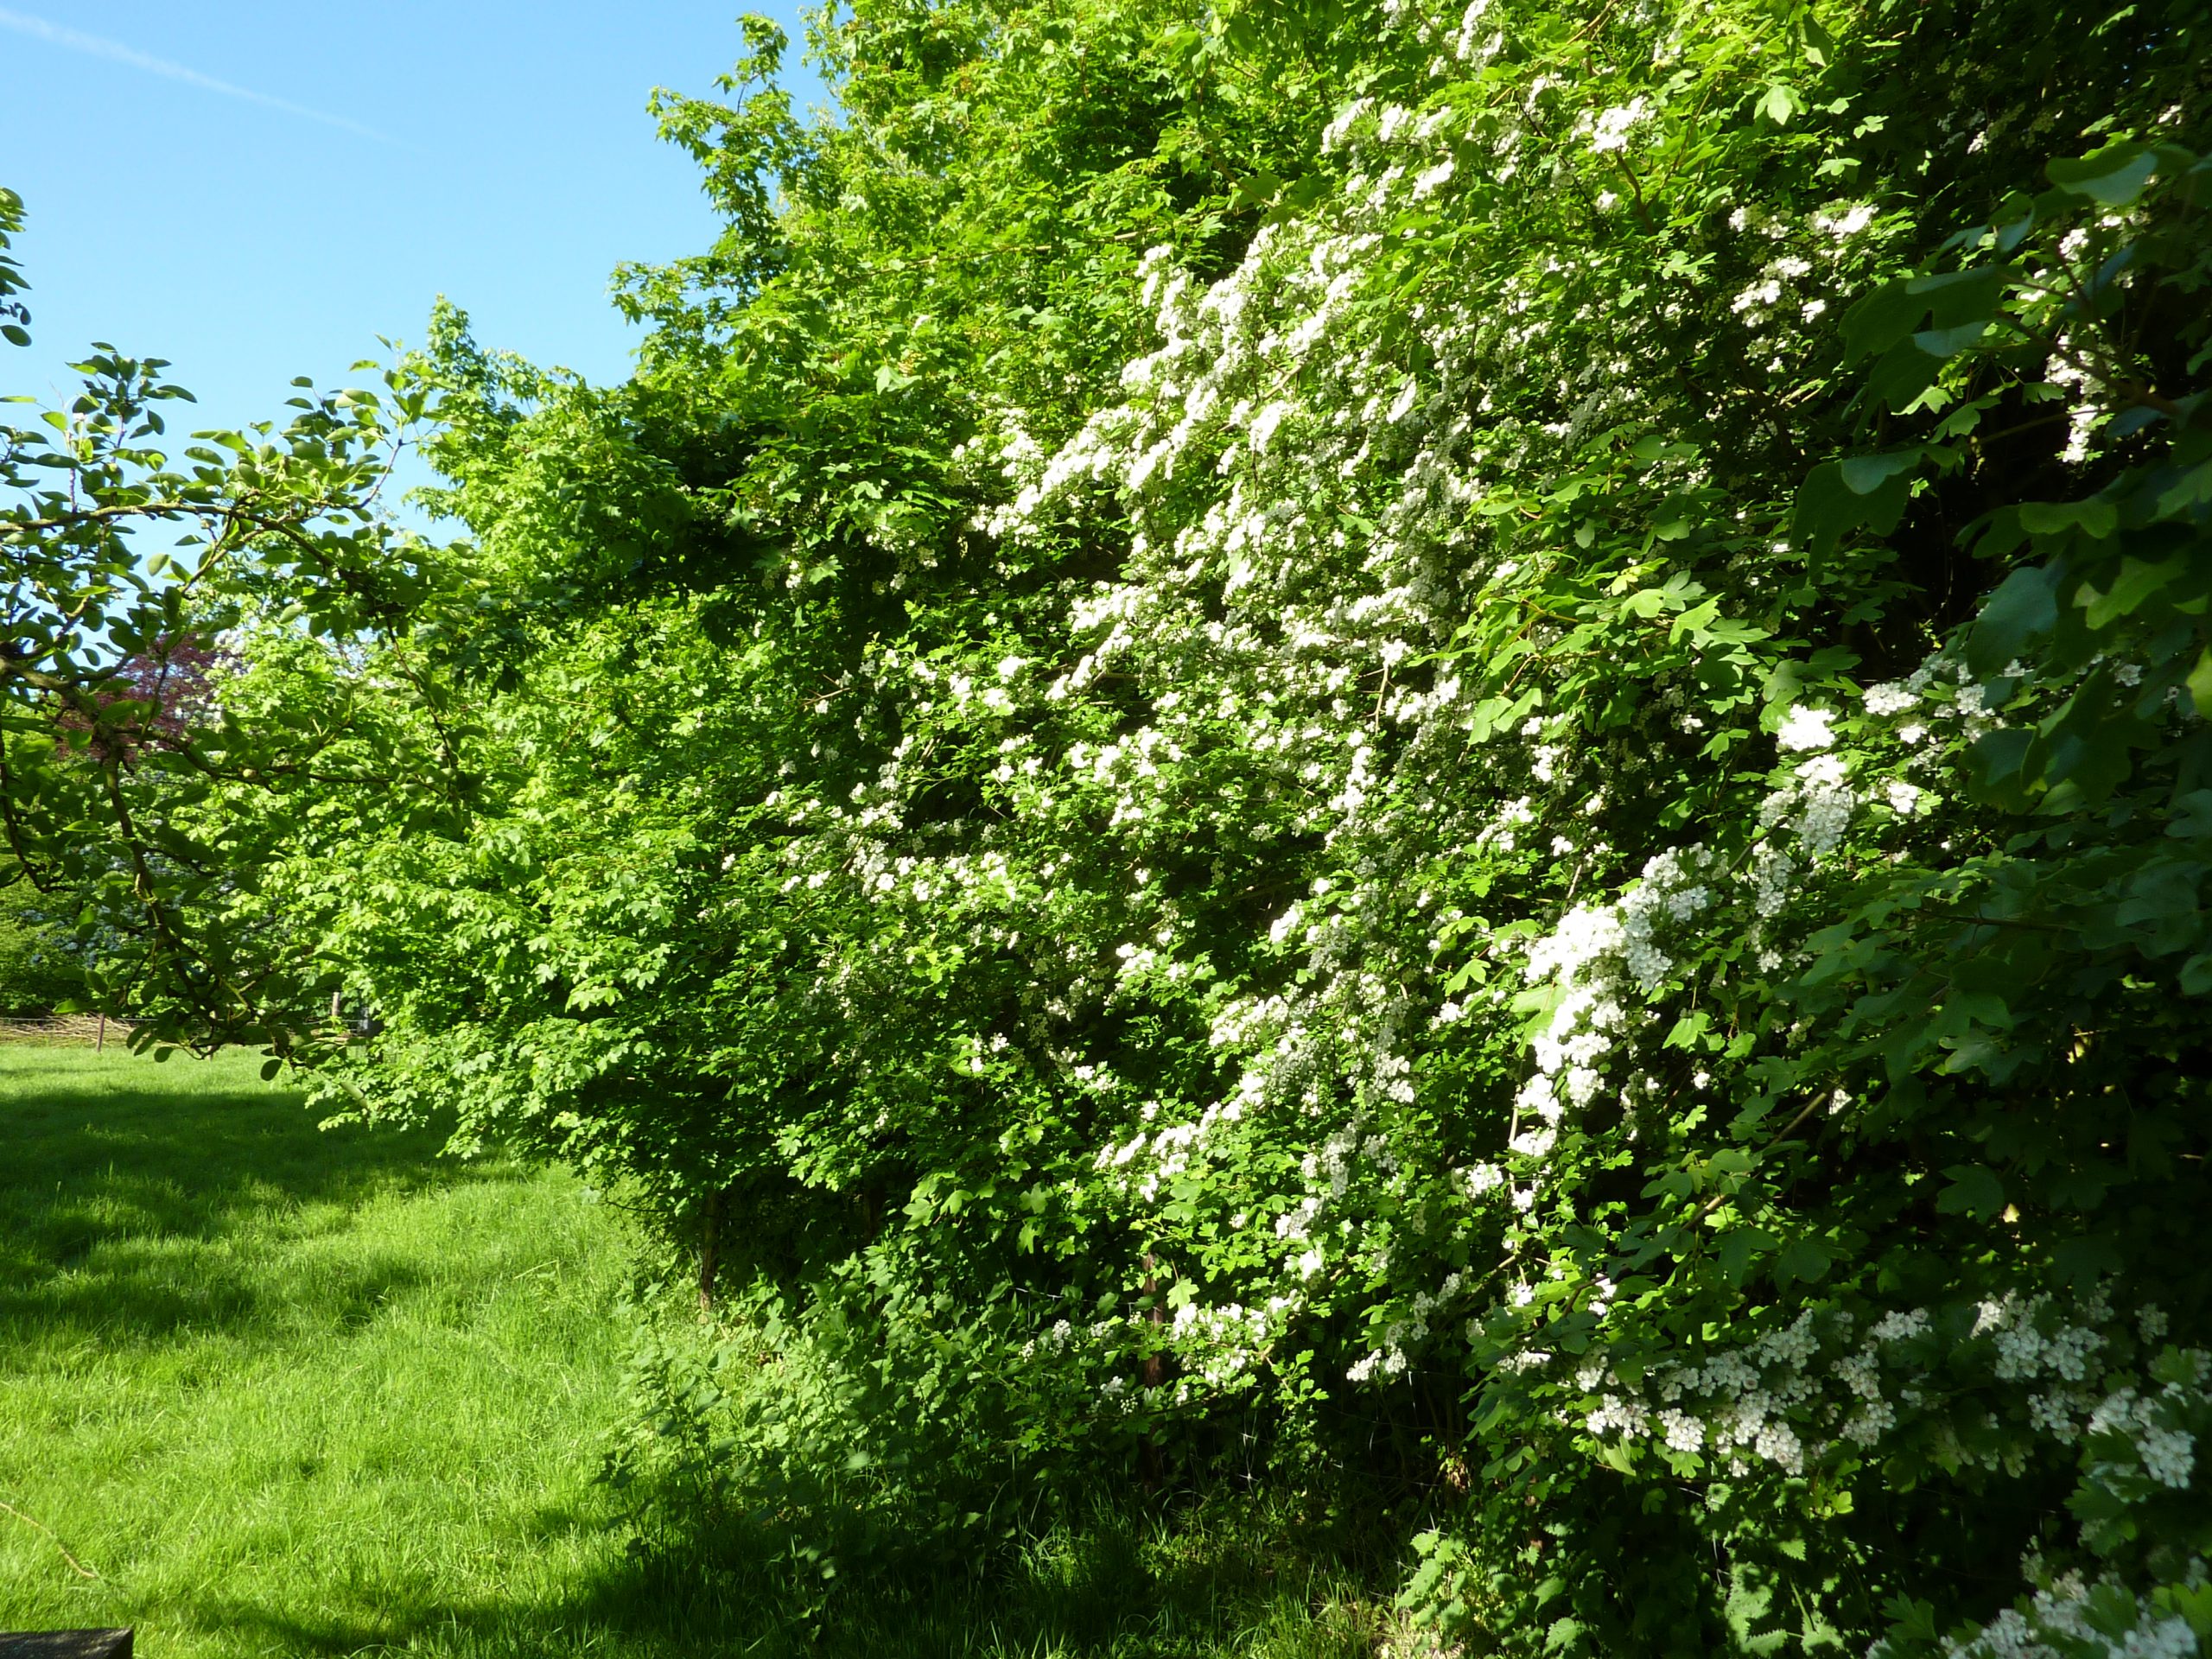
[0,1013,126,1046]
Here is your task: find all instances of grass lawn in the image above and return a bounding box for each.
[0,1046,1395,1658]
[0,1045,675,1655]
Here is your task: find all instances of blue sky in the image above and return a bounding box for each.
[2,3,823,444]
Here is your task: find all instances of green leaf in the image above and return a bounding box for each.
[1966,564,2059,677]
[1845,262,2005,365]
[2171,791,2212,842]
[1912,322,1988,357]
[2048,144,2159,206]
[2018,499,2117,540]
[1757,84,1802,126]
[2155,459,2212,518]
[1883,1596,1941,1645]
[2160,1581,2212,1642]
[1935,1164,2005,1219]
[1866,340,1943,411]
[1228,168,1282,211]
[1906,265,2005,330]
[2080,556,2178,629]
[1717,1226,1776,1283]
[2052,1235,2123,1287]
[1839,449,1924,495]
[2189,648,2212,719]
[1843,279,1927,359]
[1796,450,1922,553]
[1774,1236,1831,1285]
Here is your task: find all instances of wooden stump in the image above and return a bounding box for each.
[0,1632,132,1657]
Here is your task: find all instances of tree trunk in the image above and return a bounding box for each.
[1141,1252,1166,1389]
[1140,1251,1166,1488]
[698,1190,721,1314]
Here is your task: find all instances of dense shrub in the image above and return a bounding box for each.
[8,2,2211,1651]
[0,873,83,1014]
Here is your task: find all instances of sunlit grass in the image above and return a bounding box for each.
[0,1046,1392,1657]
[0,1046,652,1656]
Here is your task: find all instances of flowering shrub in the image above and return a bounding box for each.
[10,0,2211,1650]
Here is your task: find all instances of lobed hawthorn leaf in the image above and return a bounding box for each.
[2047,143,2160,207]
[1796,450,1922,554]
[1843,266,2007,361]
[2080,556,2181,629]
[1935,1165,2005,1219]
[1966,563,2060,677]
[1840,450,1925,495]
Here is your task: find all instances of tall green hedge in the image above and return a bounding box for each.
[6,1,2210,1650]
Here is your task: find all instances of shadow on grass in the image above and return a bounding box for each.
[188,1499,1391,1659]
[0,1050,482,1345]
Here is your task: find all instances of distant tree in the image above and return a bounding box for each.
[0,183,460,1052]
[54,632,225,760]
[0,862,83,1014]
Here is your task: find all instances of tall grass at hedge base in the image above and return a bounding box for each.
[0,1047,1411,1658]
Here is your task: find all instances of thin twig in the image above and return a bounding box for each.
[1698,1093,1827,1218]
[0,1497,101,1580]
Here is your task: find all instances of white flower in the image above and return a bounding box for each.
[1410,158,1456,200]
[1247,399,1293,454]
[1509,1126,1557,1159]
[1776,705,1836,752]
[1815,202,1876,239]
[1587,97,1652,154]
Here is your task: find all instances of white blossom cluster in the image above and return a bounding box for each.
[1560,1289,2205,1503]
[845,35,2199,1637]
[948,0,1934,1406]
[1875,1563,2204,1659]
[1167,1296,1300,1389]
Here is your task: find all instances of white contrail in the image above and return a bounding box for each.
[0,8,393,144]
